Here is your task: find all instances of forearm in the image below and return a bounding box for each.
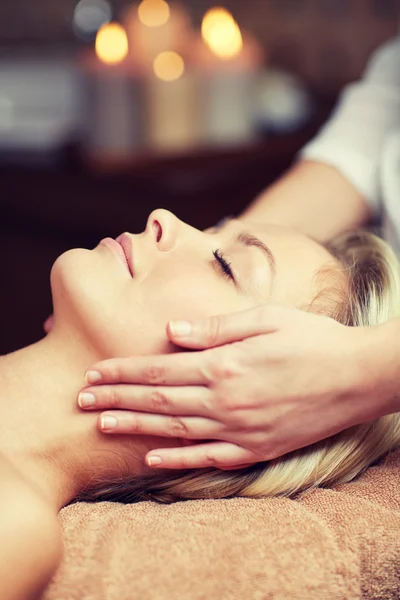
[240,160,371,243]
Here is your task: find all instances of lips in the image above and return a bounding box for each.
[100,236,133,277]
[116,233,134,277]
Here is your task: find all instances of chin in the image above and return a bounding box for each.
[51,248,93,303]
[49,248,138,357]
[50,248,112,338]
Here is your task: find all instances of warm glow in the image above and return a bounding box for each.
[201,7,234,38]
[95,22,128,64]
[153,51,185,81]
[201,7,243,59]
[138,0,170,27]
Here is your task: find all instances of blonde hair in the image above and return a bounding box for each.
[76,230,400,505]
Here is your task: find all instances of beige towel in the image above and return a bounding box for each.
[43,447,400,600]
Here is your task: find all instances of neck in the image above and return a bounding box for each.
[0,328,159,512]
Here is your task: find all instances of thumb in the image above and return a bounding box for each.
[166,305,282,349]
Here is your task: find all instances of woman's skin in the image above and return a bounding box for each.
[77,161,381,470]
[0,209,344,598]
[2,209,344,506]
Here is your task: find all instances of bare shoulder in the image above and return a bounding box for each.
[0,453,62,600]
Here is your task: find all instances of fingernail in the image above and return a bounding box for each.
[100,415,118,430]
[85,370,102,385]
[147,456,162,466]
[169,321,192,337]
[78,392,96,408]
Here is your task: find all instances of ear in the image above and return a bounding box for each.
[43,314,54,334]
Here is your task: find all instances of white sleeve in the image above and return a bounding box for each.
[300,37,400,215]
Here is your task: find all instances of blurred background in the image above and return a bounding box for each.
[0,0,399,353]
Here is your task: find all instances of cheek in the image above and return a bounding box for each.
[51,253,255,359]
[141,269,251,325]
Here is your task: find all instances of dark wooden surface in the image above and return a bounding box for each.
[0,110,332,353]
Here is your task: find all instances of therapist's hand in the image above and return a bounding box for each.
[77,305,380,470]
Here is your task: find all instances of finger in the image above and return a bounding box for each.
[78,384,212,418]
[166,305,284,349]
[144,442,261,470]
[97,411,226,440]
[84,352,210,386]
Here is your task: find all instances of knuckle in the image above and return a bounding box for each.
[250,437,277,462]
[224,409,244,429]
[208,355,242,383]
[259,447,277,462]
[130,416,143,434]
[198,394,212,414]
[204,315,222,346]
[203,452,219,468]
[108,388,122,408]
[220,388,245,411]
[149,389,170,413]
[169,416,190,437]
[106,362,124,382]
[143,364,166,385]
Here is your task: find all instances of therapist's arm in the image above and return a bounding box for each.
[240,159,370,243]
[241,37,400,243]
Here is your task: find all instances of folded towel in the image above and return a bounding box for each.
[43,447,400,600]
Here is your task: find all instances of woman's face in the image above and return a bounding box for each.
[51,209,342,358]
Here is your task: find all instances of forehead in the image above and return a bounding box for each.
[227,220,344,308]
[227,219,333,261]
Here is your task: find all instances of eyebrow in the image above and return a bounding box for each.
[236,231,276,278]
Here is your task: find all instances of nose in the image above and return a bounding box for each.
[146,209,181,252]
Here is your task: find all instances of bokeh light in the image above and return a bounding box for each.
[201,8,243,59]
[138,0,171,27]
[95,23,129,65]
[153,51,185,81]
[201,7,235,38]
[73,0,112,40]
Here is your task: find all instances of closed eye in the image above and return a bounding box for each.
[213,249,235,283]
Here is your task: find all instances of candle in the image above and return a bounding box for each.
[191,8,264,146]
[80,22,145,163]
[146,50,200,152]
[123,1,192,70]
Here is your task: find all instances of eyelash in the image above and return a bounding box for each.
[213,249,234,281]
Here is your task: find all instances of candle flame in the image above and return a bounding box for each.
[153,51,185,81]
[201,7,243,59]
[201,7,234,37]
[138,0,170,27]
[95,22,128,64]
